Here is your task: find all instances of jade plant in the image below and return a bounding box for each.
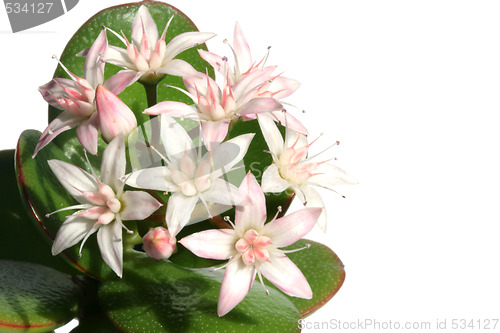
[0,1,356,332]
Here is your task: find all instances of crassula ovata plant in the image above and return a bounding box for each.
[0,2,356,332]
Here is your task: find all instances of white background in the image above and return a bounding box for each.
[2,1,500,332]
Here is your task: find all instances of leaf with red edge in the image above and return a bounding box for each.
[280,239,345,317]
[0,260,82,333]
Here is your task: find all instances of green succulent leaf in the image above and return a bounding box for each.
[0,260,82,333]
[282,239,345,317]
[99,252,301,333]
[0,150,77,275]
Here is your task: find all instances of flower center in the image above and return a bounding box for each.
[278,147,316,185]
[235,229,272,266]
[170,154,212,197]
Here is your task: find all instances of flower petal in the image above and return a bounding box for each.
[100,135,126,193]
[233,22,252,75]
[104,45,136,69]
[299,185,327,231]
[131,5,158,50]
[210,133,254,178]
[76,112,99,155]
[47,159,99,204]
[238,97,282,117]
[97,219,123,278]
[144,101,199,119]
[259,252,312,299]
[265,110,308,135]
[165,192,198,237]
[264,208,322,248]
[84,29,107,88]
[260,164,290,193]
[160,115,196,163]
[235,172,266,234]
[265,76,301,100]
[163,31,216,63]
[125,166,174,192]
[33,111,83,158]
[103,70,143,95]
[201,178,242,206]
[201,120,230,151]
[52,215,98,255]
[157,59,201,78]
[179,229,237,260]
[218,259,256,316]
[308,163,358,187]
[95,85,137,142]
[119,191,161,220]
[257,114,284,157]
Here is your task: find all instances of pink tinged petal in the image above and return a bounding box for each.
[149,40,166,69]
[125,167,174,192]
[218,259,256,317]
[33,111,83,158]
[261,164,290,193]
[47,159,99,204]
[257,114,284,157]
[131,5,158,51]
[76,112,99,155]
[233,22,252,75]
[143,227,176,260]
[209,133,255,178]
[97,219,123,277]
[84,29,107,88]
[95,85,137,142]
[202,178,242,206]
[265,76,301,100]
[238,97,283,117]
[52,215,99,255]
[235,172,266,234]
[259,252,312,299]
[119,190,162,220]
[266,110,308,136]
[201,120,230,151]
[157,58,202,78]
[103,70,143,95]
[179,229,237,260]
[233,66,275,102]
[198,50,228,76]
[165,192,198,237]
[104,45,136,69]
[144,101,199,120]
[97,210,115,225]
[160,115,196,162]
[299,185,327,231]
[100,135,126,193]
[308,163,358,187]
[76,206,108,220]
[163,31,216,63]
[264,208,322,248]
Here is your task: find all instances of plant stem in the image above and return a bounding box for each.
[143,83,158,108]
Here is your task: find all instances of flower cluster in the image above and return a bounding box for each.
[36,5,356,316]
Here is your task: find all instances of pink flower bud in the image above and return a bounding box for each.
[143,227,176,260]
[95,84,137,142]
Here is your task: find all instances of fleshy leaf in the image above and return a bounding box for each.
[15,130,119,280]
[0,150,78,275]
[0,260,82,332]
[99,252,301,332]
[280,239,345,317]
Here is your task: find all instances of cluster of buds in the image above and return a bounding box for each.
[37,5,356,316]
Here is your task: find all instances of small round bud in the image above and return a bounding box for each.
[143,227,177,260]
